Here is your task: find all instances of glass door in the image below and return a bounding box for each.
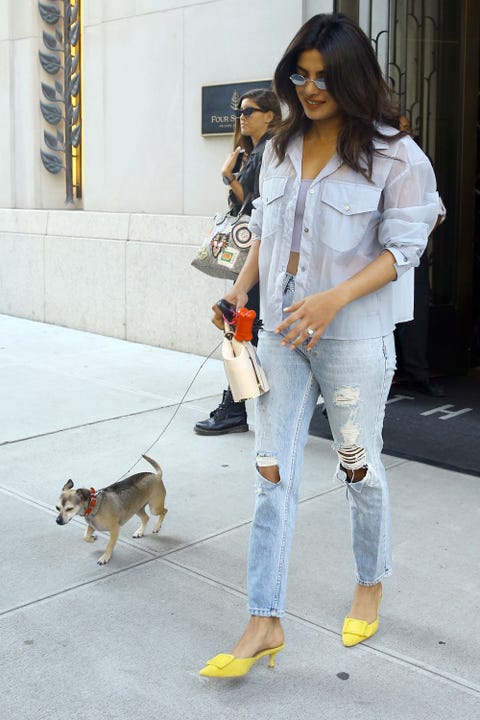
[335,0,480,373]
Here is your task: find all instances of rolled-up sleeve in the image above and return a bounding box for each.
[378,140,440,279]
[248,139,276,238]
[249,195,263,236]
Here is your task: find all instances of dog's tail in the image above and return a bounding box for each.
[142,454,162,476]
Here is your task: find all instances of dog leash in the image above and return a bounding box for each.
[117,339,223,480]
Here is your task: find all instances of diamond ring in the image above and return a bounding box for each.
[306,328,315,337]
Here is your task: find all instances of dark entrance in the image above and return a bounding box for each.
[335,0,480,374]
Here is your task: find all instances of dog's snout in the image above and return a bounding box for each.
[56,515,65,525]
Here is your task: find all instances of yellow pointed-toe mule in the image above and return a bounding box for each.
[342,615,379,646]
[342,593,382,647]
[199,643,285,678]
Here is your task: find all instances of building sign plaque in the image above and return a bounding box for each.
[201,80,272,135]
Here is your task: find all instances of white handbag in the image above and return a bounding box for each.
[222,328,269,402]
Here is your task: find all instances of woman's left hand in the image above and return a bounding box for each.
[221,146,243,179]
[275,252,396,350]
[275,289,343,350]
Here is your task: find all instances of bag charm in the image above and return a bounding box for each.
[217,299,269,402]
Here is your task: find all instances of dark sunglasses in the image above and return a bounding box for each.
[234,107,268,119]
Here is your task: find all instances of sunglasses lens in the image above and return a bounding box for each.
[235,107,263,118]
[290,74,327,90]
[290,74,305,86]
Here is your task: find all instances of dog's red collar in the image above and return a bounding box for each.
[84,488,98,516]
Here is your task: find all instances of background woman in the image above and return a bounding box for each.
[200,13,440,678]
[194,89,281,436]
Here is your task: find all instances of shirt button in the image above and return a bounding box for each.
[309,188,315,194]
[344,203,351,212]
[303,227,309,233]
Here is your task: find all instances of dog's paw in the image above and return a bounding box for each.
[97,554,110,565]
[84,535,97,543]
[132,528,144,538]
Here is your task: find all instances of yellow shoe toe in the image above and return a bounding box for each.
[199,644,285,678]
[199,653,253,678]
[342,616,379,647]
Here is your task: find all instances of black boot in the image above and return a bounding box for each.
[194,389,248,435]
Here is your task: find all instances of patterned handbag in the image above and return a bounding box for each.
[191,197,255,280]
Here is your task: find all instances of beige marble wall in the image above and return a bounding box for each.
[0,209,228,355]
[3,0,335,215]
[0,1,13,207]
[80,0,331,216]
[0,0,333,354]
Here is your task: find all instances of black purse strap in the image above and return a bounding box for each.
[231,192,253,221]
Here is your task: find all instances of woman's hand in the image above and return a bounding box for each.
[275,289,343,350]
[221,146,243,179]
[276,252,397,349]
[211,289,249,331]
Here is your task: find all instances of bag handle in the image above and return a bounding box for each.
[229,192,253,221]
[237,192,253,216]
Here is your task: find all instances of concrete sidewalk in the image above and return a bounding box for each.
[1,314,478,720]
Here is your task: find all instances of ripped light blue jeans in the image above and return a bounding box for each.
[248,275,396,617]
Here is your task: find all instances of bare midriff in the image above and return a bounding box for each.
[287,251,300,275]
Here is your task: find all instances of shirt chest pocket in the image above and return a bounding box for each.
[261,176,289,238]
[318,181,382,252]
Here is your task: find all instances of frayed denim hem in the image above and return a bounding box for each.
[356,567,392,586]
[248,607,284,618]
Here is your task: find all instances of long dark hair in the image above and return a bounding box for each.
[273,13,401,178]
[233,89,281,155]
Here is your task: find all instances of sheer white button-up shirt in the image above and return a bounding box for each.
[249,127,441,339]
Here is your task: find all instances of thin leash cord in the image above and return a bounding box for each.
[117,339,223,480]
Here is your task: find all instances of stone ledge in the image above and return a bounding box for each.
[129,213,211,244]
[46,210,130,241]
[0,209,211,244]
[0,209,48,235]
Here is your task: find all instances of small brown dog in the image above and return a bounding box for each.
[55,455,167,565]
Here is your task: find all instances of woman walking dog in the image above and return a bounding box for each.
[200,12,441,678]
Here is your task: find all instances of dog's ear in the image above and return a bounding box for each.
[63,479,74,491]
[76,487,91,502]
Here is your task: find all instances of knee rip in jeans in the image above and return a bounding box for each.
[333,385,367,482]
[256,453,280,485]
[339,455,367,483]
[336,450,382,487]
[337,441,368,482]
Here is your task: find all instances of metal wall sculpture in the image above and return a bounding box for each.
[38,0,82,203]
